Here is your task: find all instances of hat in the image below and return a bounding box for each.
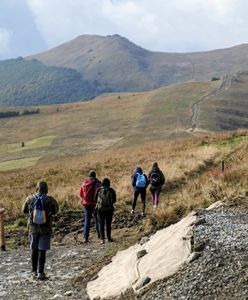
[89,170,96,178]
[102,178,110,187]
[36,181,48,195]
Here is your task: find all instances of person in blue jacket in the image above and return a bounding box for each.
[131,166,149,217]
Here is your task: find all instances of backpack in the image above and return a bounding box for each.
[30,194,47,225]
[82,179,97,205]
[97,188,113,212]
[150,172,161,187]
[135,173,146,188]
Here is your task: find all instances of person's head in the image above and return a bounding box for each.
[101,177,110,188]
[36,181,48,195]
[152,162,158,169]
[88,170,96,179]
[135,165,142,174]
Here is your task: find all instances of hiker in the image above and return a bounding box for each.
[80,170,101,243]
[95,178,116,244]
[148,162,165,209]
[22,181,59,280]
[131,166,149,216]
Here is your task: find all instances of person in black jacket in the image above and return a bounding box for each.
[131,166,149,217]
[95,178,116,244]
[148,162,165,209]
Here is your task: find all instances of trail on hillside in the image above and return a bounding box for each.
[190,75,233,132]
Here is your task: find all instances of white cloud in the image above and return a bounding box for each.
[0,28,13,57]
[25,0,248,53]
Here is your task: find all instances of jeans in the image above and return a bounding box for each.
[83,205,100,241]
[132,189,146,213]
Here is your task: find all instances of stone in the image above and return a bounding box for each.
[137,249,148,259]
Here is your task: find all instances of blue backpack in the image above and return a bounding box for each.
[30,194,47,225]
[135,173,146,188]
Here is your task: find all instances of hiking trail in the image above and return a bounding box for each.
[189,75,233,132]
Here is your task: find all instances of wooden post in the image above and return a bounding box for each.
[0,208,6,251]
[221,160,225,173]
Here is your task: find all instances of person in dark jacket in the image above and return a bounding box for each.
[95,178,116,244]
[131,166,149,217]
[22,181,59,280]
[80,170,101,243]
[148,162,165,209]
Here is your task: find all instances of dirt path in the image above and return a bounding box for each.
[190,75,233,132]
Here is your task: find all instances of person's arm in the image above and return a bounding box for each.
[131,174,136,187]
[94,189,99,203]
[51,197,59,215]
[111,188,116,204]
[22,196,32,214]
[160,171,165,185]
[80,183,84,199]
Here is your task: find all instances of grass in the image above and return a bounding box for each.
[0,135,56,154]
[0,156,41,171]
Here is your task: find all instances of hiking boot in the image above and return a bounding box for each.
[37,273,47,280]
[141,212,146,217]
[131,209,135,215]
[84,239,89,243]
[100,240,105,245]
[108,238,114,243]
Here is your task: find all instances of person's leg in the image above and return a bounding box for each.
[38,250,46,274]
[150,190,156,206]
[37,235,51,279]
[106,210,113,241]
[97,210,105,242]
[141,189,146,215]
[29,234,39,275]
[84,206,92,242]
[31,249,39,273]
[93,208,100,238]
[131,190,139,213]
[154,191,160,207]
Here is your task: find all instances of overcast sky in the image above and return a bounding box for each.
[1,0,248,60]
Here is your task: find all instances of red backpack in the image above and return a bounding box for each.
[81,179,96,206]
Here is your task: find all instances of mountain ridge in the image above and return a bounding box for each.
[2,34,248,106]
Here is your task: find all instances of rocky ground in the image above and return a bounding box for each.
[1,197,248,300]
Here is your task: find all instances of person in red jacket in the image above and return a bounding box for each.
[80,170,101,243]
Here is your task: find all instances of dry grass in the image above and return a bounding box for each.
[1,130,248,238]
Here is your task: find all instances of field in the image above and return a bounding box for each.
[0,78,248,237]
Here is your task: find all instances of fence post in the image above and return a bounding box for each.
[221,160,225,173]
[0,208,6,251]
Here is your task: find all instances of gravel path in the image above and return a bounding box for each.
[142,204,248,300]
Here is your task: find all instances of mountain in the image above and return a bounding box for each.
[2,34,248,106]
[27,34,248,91]
[0,57,94,106]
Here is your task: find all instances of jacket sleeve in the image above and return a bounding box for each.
[131,174,136,187]
[22,198,29,214]
[80,183,84,199]
[111,188,116,204]
[51,197,59,215]
[94,189,99,203]
[145,175,149,188]
[160,171,165,185]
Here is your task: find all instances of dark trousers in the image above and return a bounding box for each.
[32,249,46,274]
[97,210,113,240]
[83,205,100,241]
[132,189,146,213]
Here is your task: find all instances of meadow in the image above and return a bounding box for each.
[0,79,247,236]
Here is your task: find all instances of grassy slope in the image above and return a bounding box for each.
[0,81,220,166]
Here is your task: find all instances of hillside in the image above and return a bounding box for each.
[2,34,248,106]
[0,72,248,171]
[0,57,94,106]
[28,34,248,95]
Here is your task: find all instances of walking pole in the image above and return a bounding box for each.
[0,208,6,251]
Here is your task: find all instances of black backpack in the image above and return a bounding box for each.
[150,172,161,187]
[97,188,113,212]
